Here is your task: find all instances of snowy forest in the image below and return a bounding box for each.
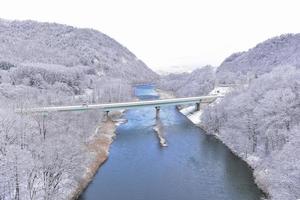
[0,19,157,199]
[157,65,215,97]
[159,34,300,200]
[1,17,300,200]
[202,65,300,200]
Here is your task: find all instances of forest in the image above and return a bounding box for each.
[1,18,300,200]
[202,66,300,200]
[0,20,156,199]
[159,34,300,200]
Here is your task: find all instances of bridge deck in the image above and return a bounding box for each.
[17,95,222,113]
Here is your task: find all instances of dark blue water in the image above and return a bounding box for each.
[79,85,262,200]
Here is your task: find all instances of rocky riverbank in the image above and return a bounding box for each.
[70,111,124,199]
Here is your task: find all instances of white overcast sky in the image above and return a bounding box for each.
[1,0,300,71]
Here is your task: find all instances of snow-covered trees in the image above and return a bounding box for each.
[0,62,134,199]
[9,64,85,94]
[202,66,300,200]
[0,19,150,200]
[216,34,300,84]
[263,126,300,200]
[0,107,106,199]
[0,19,158,84]
[158,65,215,97]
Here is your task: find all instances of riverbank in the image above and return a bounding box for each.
[156,88,268,199]
[178,106,269,199]
[178,105,269,199]
[70,111,124,199]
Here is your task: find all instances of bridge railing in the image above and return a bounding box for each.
[15,95,224,114]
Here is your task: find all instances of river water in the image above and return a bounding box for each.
[79,85,263,200]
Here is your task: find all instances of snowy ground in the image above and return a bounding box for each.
[179,86,233,125]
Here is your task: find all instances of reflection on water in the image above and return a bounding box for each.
[79,85,263,200]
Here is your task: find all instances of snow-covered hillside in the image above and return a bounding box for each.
[158,65,215,97]
[217,34,300,83]
[0,19,158,84]
[0,19,158,200]
[160,33,300,200]
[203,66,300,200]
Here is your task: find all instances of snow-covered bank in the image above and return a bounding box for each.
[70,111,124,199]
[177,78,300,200]
[157,87,268,199]
[201,67,300,200]
[194,112,271,199]
[178,86,234,125]
[178,105,269,199]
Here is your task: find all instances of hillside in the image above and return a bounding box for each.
[0,19,157,200]
[157,33,300,199]
[0,19,158,84]
[203,66,300,200]
[217,34,300,83]
[158,65,215,97]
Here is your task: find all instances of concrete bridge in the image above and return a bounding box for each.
[17,95,223,117]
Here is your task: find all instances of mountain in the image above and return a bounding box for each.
[0,19,158,84]
[217,34,300,83]
[0,19,161,200]
[158,65,215,97]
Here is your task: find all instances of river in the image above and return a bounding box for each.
[79,85,263,200]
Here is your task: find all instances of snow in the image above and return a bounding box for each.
[246,155,261,167]
[0,19,157,200]
[178,86,233,125]
[209,86,233,96]
[158,66,215,97]
[187,110,203,124]
[180,105,196,115]
[202,66,300,200]
[121,57,128,64]
[217,34,300,84]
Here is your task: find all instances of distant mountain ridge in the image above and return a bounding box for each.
[217,34,300,83]
[0,19,158,83]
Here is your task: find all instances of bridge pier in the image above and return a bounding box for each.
[155,106,160,118]
[196,102,201,111]
[104,110,109,121]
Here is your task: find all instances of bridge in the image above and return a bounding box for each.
[16,95,223,117]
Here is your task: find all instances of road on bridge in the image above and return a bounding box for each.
[16,95,223,113]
